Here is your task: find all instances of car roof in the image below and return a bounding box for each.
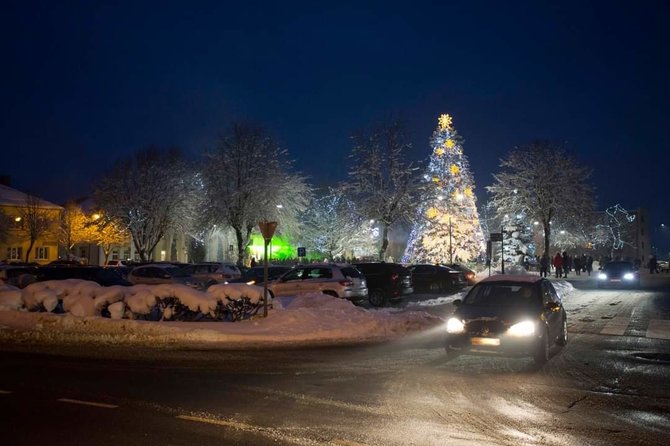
[478,274,543,284]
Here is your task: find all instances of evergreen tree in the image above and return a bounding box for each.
[501,211,535,265]
[404,114,486,263]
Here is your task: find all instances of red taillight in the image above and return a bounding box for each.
[390,273,399,281]
[466,272,474,279]
[339,280,353,287]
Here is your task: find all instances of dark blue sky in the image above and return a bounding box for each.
[2,1,669,251]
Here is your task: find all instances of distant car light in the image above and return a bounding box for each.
[598,273,607,280]
[246,280,256,285]
[623,273,635,281]
[446,317,465,333]
[507,320,536,337]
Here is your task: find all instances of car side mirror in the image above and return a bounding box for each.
[453,299,462,307]
[545,302,561,312]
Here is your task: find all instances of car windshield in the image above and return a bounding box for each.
[604,262,634,272]
[463,283,541,307]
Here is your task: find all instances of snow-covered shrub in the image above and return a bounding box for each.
[0,285,23,311]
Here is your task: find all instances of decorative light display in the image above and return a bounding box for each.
[597,204,636,250]
[403,114,486,263]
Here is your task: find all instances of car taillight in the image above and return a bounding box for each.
[339,280,353,287]
[390,273,399,281]
[466,272,474,279]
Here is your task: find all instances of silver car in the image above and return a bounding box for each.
[268,263,368,302]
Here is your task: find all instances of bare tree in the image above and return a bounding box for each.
[487,141,596,256]
[19,194,59,262]
[59,202,96,257]
[301,187,377,260]
[91,217,130,264]
[347,120,423,260]
[202,122,311,265]
[95,147,200,261]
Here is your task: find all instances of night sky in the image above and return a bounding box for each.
[2,1,669,251]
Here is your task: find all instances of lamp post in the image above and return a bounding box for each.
[258,220,277,317]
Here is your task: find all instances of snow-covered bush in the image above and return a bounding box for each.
[0,280,267,322]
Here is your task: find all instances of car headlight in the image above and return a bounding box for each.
[623,273,635,281]
[507,320,536,337]
[446,317,465,333]
[598,273,607,280]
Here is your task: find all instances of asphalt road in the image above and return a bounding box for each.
[1,278,669,446]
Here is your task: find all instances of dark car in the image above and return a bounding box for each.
[445,263,477,286]
[409,264,466,293]
[353,262,413,306]
[228,265,293,285]
[597,261,640,288]
[445,275,567,365]
[37,266,131,286]
[0,264,39,288]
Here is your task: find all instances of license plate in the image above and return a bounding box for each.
[471,337,500,346]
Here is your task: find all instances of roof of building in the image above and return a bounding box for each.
[0,184,62,210]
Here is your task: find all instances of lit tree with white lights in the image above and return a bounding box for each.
[404,114,486,263]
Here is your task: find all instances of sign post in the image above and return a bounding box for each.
[258,220,278,317]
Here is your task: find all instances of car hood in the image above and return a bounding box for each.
[454,305,541,325]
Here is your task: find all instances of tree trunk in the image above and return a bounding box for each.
[378,222,389,261]
[235,227,246,266]
[543,222,551,256]
[25,239,35,263]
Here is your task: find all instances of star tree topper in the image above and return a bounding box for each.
[438,114,453,130]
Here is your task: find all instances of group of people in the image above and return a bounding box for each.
[539,252,594,278]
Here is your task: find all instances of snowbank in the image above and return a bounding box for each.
[0,288,442,348]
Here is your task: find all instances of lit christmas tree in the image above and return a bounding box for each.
[403,114,486,263]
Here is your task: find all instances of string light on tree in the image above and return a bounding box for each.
[403,113,486,263]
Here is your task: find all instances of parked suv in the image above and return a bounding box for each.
[179,262,242,286]
[127,264,204,289]
[353,262,413,306]
[268,263,368,303]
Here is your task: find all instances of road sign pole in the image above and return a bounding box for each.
[501,226,505,274]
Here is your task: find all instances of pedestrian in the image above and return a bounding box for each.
[649,255,658,274]
[540,253,550,278]
[553,252,563,278]
[562,251,570,278]
[250,256,257,268]
[586,255,593,276]
[573,255,582,276]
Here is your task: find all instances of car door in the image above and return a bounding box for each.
[302,267,334,294]
[271,268,304,296]
[542,281,563,341]
[410,265,434,291]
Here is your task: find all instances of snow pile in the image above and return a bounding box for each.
[0,280,267,322]
[0,289,442,348]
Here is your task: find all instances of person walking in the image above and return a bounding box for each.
[586,255,594,276]
[649,255,658,274]
[540,253,550,278]
[553,252,563,278]
[573,255,582,276]
[562,251,570,278]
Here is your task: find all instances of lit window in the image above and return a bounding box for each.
[35,247,50,260]
[7,247,23,260]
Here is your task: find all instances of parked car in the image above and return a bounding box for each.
[0,264,39,288]
[104,259,131,267]
[127,264,204,288]
[228,265,293,285]
[445,263,477,286]
[353,262,413,306]
[36,266,131,286]
[409,264,466,293]
[268,263,368,303]
[445,275,567,365]
[180,262,243,285]
[657,260,669,273]
[597,261,640,288]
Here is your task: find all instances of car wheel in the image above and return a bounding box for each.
[557,317,568,346]
[444,346,459,362]
[369,289,387,307]
[533,329,550,365]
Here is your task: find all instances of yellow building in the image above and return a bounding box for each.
[0,182,62,264]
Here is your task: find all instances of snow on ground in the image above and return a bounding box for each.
[0,281,442,348]
[0,272,575,349]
